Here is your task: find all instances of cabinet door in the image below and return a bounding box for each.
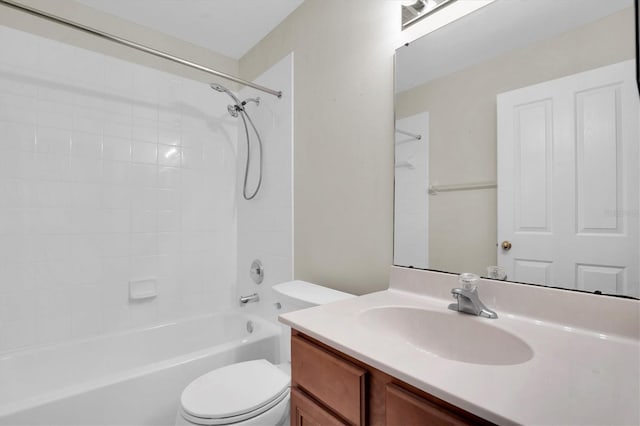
[386,384,472,426]
[291,335,366,425]
[291,387,348,426]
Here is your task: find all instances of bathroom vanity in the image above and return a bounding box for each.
[290,330,491,425]
[280,267,640,425]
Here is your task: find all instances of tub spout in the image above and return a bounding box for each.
[239,293,260,305]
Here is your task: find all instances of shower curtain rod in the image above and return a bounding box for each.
[0,0,282,98]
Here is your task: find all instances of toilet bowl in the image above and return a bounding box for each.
[176,360,290,426]
[175,281,353,426]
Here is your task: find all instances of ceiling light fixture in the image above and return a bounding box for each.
[401,0,457,30]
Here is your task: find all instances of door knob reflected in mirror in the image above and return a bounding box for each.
[501,241,512,251]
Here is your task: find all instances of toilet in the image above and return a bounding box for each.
[175,280,354,426]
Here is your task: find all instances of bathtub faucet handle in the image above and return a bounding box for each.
[239,293,260,305]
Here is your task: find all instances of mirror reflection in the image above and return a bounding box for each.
[394,0,639,298]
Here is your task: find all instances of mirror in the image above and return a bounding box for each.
[394,0,639,298]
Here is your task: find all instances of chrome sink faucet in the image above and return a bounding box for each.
[448,273,498,319]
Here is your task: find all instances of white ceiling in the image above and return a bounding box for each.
[396,0,633,92]
[76,0,304,59]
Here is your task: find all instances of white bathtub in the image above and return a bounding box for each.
[0,312,281,426]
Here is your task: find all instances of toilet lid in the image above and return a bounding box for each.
[181,359,290,420]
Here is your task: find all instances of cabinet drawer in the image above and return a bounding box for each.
[291,387,348,426]
[386,384,473,426]
[291,335,366,425]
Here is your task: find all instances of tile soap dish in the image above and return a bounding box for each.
[129,278,158,301]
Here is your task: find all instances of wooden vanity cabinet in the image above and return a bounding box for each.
[290,331,494,426]
[290,387,348,426]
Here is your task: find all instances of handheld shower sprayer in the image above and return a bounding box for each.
[210,83,242,108]
[210,82,264,201]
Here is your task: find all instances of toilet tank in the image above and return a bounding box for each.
[272,280,354,364]
[272,280,354,312]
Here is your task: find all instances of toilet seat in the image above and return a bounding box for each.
[179,359,290,425]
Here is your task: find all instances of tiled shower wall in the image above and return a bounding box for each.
[236,54,293,324]
[0,25,238,352]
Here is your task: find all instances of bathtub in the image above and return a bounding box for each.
[0,312,281,426]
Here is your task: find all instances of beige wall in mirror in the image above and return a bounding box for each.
[395,2,638,297]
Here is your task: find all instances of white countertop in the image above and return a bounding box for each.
[279,269,640,426]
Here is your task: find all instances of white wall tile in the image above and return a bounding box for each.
[131,141,158,164]
[37,289,71,317]
[0,93,36,124]
[103,136,131,162]
[181,147,204,169]
[158,107,181,128]
[131,233,159,257]
[102,161,130,185]
[100,306,131,334]
[1,121,35,152]
[100,234,130,258]
[37,100,73,129]
[71,131,102,159]
[101,257,131,284]
[0,67,38,98]
[74,92,104,111]
[105,60,134,95]
[72,309,103,338]
[157,277,182,320]
[36,314,71,344]
[158,232,181,256]
[130,255,159,281]
[38,85,75,106]
[1,292,35,321]
[0,319,36,352]
[129,164,158,188]
[69,158,102,183]
[103,121,132,140]
[0,25,238,353]
[157,144,182,166]
[158,166,181,189]
[101,209,130,233]
[158,125,181,147]
[133,104,157,121]
[36,126,72,156]
[70,183,102,208]
[34,153,69,181]
[157,189,180,211]
[102,185,131,209]
[73,108,104,135]
[130,298,159,327]
[132,118,157,144]
[0,208,27,234]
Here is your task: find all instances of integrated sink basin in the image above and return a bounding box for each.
[357,306,533,366]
